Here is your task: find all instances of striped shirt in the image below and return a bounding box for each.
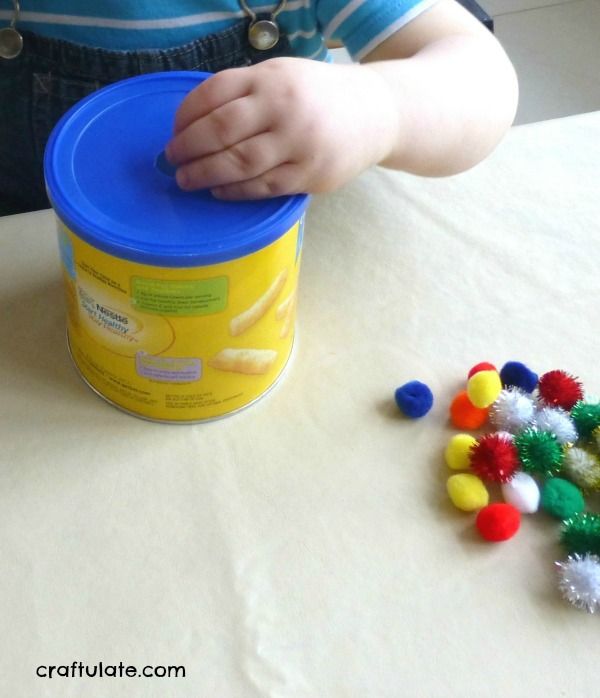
[0,0,438,61]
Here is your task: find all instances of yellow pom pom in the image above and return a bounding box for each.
[445,433,478,470]
[467,369,502,408]
[447,474,489,512]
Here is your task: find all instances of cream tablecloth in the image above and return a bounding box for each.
[2,112,600,697]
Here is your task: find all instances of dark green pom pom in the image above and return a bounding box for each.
[561,512,600,555]
[571,401,600,439]
[540,478,584,519]
[514,428,564,476]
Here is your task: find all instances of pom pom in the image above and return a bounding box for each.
[467,370,503,409]
[556,554,600,613]
[449,390,489,430]
[476,503,521,542]
[490,387,536,434]
[538,370,584,410]
[469,432,519,483]
[447,473,489,512]
[562,446,600,491]
[500,361,538,393]
[467,362,497,379]
[514,428,564,476]
[540,478,585,519]
[571,401,600,439]
[501,471,540,514]
[445,434,478,471]
[495,430,515,441]
[533,406,578,445]
[394,380,433,418]
[561,513,600,556]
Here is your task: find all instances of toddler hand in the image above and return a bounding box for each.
[165,57,397,199]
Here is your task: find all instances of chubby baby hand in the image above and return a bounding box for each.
[165,56,397,200]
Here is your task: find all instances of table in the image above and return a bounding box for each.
[2,112,600,697]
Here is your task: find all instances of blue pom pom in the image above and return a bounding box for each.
[500,361,538,393]
[394,380,434,418]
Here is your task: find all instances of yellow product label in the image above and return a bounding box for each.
[57,216,304,421]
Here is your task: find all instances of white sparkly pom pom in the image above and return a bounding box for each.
[490,388,536,434]
[563,446,600,491]
[556,554,600,613]
[501,471,540,513]
[534,406,578,445]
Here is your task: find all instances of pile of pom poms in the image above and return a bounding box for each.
[442,360,600,613]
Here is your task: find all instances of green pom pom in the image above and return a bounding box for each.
[571,401,600,438]
[540,478,585,519]
[514,428,564,476]
[561,513,600,555]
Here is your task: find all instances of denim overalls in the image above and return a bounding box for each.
[0,19,292,215]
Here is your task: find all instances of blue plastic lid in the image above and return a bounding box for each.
[44,71,309,267]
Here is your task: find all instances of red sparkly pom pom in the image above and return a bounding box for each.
[467,362,497,379]
[476,503,521,542]
[538,370,584,410]
[469,432,519,483]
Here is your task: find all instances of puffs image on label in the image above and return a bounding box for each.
[209,348,278,375]
[45,71,309,422]
[229,268,288,336]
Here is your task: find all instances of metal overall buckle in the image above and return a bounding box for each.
[238,0,287,51]
[0,0,23,59]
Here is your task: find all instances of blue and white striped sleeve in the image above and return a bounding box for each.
[316,0,440,61]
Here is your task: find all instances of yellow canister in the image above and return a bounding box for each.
[45,72,309,422]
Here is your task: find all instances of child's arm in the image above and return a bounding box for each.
[361,1,519,176]
[166,0,518,199]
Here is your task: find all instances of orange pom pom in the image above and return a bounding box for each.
[449,390,489,429]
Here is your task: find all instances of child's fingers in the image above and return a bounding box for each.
[166,95,267,166]
[209,164,304,200]
[175,133,287,191]
[173,68,253,135]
